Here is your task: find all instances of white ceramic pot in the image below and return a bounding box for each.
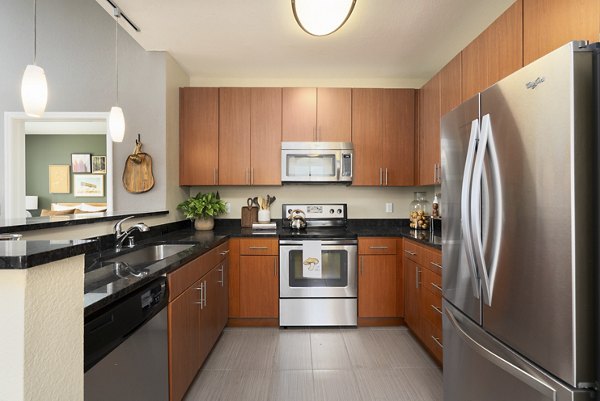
[194,216,215,231]
[258,209,271,223]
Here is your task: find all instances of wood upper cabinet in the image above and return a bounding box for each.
[179,87,219,185]
[524,0,600,65]
[219,88,282,185]
[440,53,462,117]
[282,88,351,142]
[251,88,282,185]
[418,73,441,186]
[462,0,523,100]
[219,88,251,185]
[353,88,415,186]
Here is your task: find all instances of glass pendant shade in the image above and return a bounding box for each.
[21,64,48,118]
[109,106,125,142]
[292,0,356,36]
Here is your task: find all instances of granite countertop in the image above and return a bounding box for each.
[0,239,98,269]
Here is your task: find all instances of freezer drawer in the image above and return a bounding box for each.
[443,301,594,401]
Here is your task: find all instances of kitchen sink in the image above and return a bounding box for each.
[105,243,196,266]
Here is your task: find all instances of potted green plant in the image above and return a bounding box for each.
[177,192,227,231]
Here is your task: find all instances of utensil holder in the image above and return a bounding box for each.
[258,209,271,223]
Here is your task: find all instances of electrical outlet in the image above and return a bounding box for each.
[225,202,231,214]
[385,203,393,213]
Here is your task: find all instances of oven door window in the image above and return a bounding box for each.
[286,153,336,178]
[288,249,348,287]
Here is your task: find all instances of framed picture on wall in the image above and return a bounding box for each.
[92,156,107,174]
[71,153,91,173]
[48,165,70,193]
[74,174,104,197]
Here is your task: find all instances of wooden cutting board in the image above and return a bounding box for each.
[241,206,258,228]
[123,139,155,193]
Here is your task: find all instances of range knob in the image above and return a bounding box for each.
[337,209,343,214]
[329,209,335,214]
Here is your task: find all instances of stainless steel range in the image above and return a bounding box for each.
[279,203,357,327]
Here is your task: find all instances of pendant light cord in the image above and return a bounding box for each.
[114,8,120,105]
[33,0,37,65]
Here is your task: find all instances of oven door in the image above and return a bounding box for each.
[281,149,342,182]
[279,241,357,298]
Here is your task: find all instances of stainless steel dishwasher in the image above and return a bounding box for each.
[84,276,168,401]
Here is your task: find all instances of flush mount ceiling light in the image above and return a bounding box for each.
[21,0,48,118]
[109,7,125,143]
[292,0,356,36]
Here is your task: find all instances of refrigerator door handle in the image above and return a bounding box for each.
[470,114,503,306]
[445,305,557,400]
[460,119,481,299]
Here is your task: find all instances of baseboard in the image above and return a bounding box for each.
[227,318,279,327]
[358,317,405,327]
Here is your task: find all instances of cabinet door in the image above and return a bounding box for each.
[317,88,352,142]
[219,88,251,185]
[352,88,383,186]
[179,88,219,185]
[251,88,282,185]
[239,255,279,318]
[216,259,229,333]
[382,89,415,186]
[404,258,421,337]
[199,269,219,363]
[486,0,523,86]
[524,0,600,65]
[282,88,317,141]
[168,280,202,401]
[461,36,486,102]
[358,254,397,318]
[440,54,462,117]
[418,73,440,186]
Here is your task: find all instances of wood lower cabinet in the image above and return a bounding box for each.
[353,89,415,186]
[179,88,219,185]
[358,237,404,323]
[167,242,229,401]
[403,238,443,365]
[229,238,279,323]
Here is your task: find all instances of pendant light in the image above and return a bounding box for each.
[109,8,125,143]
[292,0,356,36]
[21,0,48,118]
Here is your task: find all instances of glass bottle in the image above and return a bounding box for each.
[408,192,430,230]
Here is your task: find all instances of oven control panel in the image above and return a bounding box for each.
[283,204,347,220]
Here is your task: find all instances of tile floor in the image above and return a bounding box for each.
[183,326,442,401]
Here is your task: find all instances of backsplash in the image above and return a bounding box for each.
[191,185,439,219]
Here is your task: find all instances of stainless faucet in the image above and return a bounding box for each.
[114,216,149,250]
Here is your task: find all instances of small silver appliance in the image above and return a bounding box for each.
[281,142,353,183]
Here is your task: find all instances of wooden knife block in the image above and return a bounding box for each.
[241,206,258,228]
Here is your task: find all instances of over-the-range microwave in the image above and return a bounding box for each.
[281,142,353,183]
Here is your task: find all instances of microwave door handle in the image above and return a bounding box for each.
[336,155,341,180]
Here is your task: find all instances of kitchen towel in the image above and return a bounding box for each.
[302,240,322,279]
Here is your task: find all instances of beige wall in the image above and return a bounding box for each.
[192,185,439,219]
[0,255,84,401]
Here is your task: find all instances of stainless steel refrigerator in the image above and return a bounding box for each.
[441,41,598,401]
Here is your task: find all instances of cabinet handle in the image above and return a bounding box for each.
[220,250,230,256]
[431,283,443,292]
[385,168,388,186]
[430,261,443,269]
[431,304,442,315]
[195,286,203,309]
[218,265,224,287]
[248,246,268,250]
[379,168,383,186]
[416,266,421,289]
[431,336,443,349]
[404,250,417,256]
[369,246,388,250]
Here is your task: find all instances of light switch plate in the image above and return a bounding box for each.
[385,203,393,213]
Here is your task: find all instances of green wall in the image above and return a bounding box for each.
[25,134,107,211]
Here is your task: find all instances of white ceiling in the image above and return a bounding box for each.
[98,0,515,88]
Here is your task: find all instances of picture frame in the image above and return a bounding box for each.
[48,165,70,193]
[91,155,107,174]
[73,174,104,197]
[71,153,91,173]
